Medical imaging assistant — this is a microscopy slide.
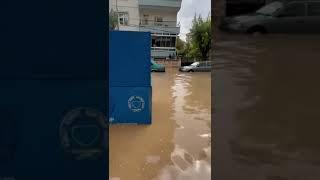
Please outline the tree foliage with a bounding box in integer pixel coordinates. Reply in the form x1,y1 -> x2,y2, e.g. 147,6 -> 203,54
189,14 -> 212,60
178,14 -> 212,61
176,37 -> 186,57
109,9 -> 118,30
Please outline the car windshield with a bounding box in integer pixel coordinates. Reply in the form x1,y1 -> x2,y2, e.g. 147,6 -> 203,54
190,62 -> 199,66
256,1 -> 283,16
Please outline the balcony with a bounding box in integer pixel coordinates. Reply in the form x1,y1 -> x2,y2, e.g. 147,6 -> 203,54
138,0 -> 182,10
139,20 -> 180,35
151,47 -> 176,58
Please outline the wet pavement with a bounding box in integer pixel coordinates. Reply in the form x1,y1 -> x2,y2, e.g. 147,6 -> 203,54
213,33 -> 320,180
109,67 -> 211,180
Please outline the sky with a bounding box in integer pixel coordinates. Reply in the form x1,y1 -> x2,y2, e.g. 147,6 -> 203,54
177,0 -> 211,41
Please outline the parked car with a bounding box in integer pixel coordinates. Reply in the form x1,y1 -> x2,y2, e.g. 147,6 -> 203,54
226,0 -> 266,17
220,1 -> 320,34
179,61 -> 212,72
151,59 -> 165,72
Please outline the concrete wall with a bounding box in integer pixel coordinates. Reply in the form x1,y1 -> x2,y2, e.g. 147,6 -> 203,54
138,0 -> 182,9
109,0 -> 140,31
151,49 -> 176,58
139,8 -> 178,27
139,26 -> 180,34
110,0 -> 181,59
109,0 -> 180,32
154,59 -> 181,67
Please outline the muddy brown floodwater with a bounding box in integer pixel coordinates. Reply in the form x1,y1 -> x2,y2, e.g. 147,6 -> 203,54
213,33 -> 320,180
109,67 -> 211,180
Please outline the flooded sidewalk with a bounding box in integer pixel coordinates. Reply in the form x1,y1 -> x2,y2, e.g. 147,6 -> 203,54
109,67 -> 211,180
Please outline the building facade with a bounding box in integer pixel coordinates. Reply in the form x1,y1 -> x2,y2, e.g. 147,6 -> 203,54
109,0 -> 182,59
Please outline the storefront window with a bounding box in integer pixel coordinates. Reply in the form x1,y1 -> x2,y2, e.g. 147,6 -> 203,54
151,36 -> 177,48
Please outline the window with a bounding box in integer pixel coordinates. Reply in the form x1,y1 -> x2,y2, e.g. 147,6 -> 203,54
155,16 -> 163,22
308,2 -> 320,16
152,36 -> 156,47
164,37 -> 173,47
118,12 -> 129,25
199,62 -> 207,67
152,36 -> 177,48
143,14 -> 149,25
256,1 -> 283,16
281,3 -> 306,17
155,16 -> 163,26
171,37 -> 176,47
155,37 -> 161,47
190,62 -> 199,67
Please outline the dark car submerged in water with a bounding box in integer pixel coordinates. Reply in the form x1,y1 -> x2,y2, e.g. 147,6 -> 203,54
220,1 -> 320,34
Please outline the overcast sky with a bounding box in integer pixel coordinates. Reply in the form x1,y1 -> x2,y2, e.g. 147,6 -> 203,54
177,0 -> 211,41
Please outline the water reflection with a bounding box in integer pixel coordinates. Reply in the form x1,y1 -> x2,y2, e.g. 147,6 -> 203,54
213,33 -> 320,179
110,67 -> 211,180
152,70 -> 211,180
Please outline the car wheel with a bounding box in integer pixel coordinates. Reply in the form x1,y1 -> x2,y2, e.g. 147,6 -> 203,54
247,26 -> 267,36
188,70 -> 194,72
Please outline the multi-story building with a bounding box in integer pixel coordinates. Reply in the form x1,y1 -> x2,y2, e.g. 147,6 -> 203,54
109,0 -> 182,59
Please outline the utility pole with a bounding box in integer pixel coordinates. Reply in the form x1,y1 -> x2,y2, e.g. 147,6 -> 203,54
115,0 -> 119,30
115,0 -> 118,12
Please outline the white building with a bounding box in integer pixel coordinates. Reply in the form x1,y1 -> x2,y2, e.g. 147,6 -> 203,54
109,0 -> 182,59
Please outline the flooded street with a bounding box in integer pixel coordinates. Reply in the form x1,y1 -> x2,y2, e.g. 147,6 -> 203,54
213,33 -> 320,180
109,67 -> 211,180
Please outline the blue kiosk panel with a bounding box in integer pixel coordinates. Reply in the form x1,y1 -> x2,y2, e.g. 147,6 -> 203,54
109,31 -> 151,87
109,31 -> 152,124
109,86 -> 152,124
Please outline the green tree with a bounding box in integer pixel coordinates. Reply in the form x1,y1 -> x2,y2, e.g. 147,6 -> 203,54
176,37 -> 186,57
186,40 -> 201,59
109,9 -> 118,30
188,14 -> 212,61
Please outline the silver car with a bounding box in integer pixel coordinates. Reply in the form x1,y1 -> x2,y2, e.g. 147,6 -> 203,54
179,61 -> 212,72
220,1 -> 320,34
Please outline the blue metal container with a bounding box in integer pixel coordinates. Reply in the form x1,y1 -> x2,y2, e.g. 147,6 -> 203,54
109,86 -> 152,124
109,31 -> 152,124
109,31 -> 151,87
